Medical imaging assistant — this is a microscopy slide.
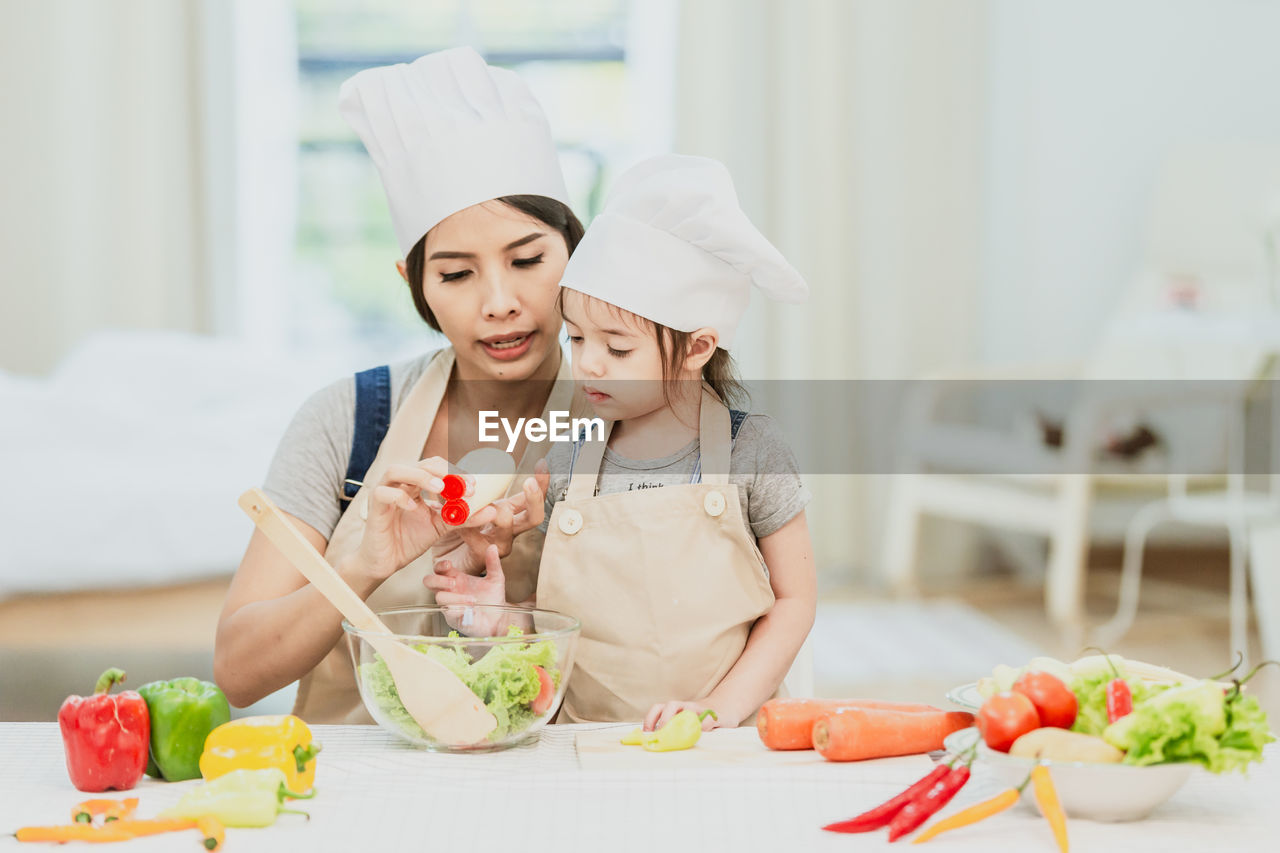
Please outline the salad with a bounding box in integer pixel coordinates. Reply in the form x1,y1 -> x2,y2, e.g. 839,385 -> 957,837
975,654 -> 1274,773
360,626 -> 560,743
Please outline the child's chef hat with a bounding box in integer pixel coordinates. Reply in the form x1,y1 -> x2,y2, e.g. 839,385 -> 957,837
560,154 -> 807,348
338,47 -> 572,256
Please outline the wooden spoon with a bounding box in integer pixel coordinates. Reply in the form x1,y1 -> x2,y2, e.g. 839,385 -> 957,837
237,488 -> 497,745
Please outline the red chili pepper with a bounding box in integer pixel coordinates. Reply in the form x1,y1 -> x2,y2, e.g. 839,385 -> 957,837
58,668 -> 150,792
823,763 -> 951,833
887,764 -> 971,842
1106,678 -> 1132,723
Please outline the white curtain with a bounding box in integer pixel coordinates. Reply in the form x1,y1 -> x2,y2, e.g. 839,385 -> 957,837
0,0 -> 210,374
674,0 -> 990,579
0,0 -> 296,375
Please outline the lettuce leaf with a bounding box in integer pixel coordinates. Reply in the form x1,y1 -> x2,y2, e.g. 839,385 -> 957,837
1215,692 -> 1276,774
1101,681 -> 1273,773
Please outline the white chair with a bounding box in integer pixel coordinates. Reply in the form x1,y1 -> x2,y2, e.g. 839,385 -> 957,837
1095,334 -> 1280,662
881,145 -> 1280,645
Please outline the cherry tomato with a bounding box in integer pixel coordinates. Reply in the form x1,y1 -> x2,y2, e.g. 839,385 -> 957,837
530,665 -> 555,715
977,691 -> 1039,752
1012,670 -> 1078,729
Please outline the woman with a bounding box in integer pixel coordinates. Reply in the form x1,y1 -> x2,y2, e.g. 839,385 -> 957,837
214,47 -> 588,723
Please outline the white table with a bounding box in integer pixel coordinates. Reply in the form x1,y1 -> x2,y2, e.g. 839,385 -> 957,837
1,724 -> 1276,852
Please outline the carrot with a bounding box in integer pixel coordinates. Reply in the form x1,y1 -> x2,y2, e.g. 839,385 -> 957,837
812,708 -> 975,762
14,824 -> 135,843
757,698 -> 942,751
13,818 -> 197,845
105,818 -> 197,839
196,815 -> 225,851
72,798 -> 139,824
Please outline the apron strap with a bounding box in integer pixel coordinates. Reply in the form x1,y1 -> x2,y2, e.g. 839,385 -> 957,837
695,384 -> 733,486
565,420 -> 613,501
692,406 -> 749,485
340,365 -> 392,512
514,358 -> 581,486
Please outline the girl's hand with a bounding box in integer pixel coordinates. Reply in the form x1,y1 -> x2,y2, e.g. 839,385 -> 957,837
452,460 -> 550,567
644,700 -> 731,732
425,544 -> 508,634
355,458 -> 457,582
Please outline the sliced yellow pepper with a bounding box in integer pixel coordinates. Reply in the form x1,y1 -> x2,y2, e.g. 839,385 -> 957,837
618,710 -> 718,751
198,715 -> 321,793
642,709 -> 716,752
619,727 -> 646,745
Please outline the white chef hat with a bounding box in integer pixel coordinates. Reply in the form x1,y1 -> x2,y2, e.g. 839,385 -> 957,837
338,47 -> 572,256
559,154 -> 807,348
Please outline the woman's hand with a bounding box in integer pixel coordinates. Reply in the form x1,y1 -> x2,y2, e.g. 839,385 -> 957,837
444,460 -> 551,573
644,700 -> 733,732
354,458 -> 458,582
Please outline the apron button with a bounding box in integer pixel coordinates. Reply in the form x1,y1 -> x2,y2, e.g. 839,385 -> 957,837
558,509 -> 584,535
704,491 -> 726,517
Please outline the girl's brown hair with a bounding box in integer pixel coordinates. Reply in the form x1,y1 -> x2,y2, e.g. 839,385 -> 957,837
403,195 -> 584,331
559,289 -> 748,410
657,330 -> 748,410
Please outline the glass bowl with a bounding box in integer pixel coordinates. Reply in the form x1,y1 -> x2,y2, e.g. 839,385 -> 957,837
944,728 -> 1196,822
344,605 -> 580,752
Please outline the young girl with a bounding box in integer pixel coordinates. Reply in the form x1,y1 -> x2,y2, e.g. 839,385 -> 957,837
428,154 -> 816,731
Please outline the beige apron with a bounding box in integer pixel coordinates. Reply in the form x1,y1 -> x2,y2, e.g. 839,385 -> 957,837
537,386 -> 776,723
292,347 -> 585,724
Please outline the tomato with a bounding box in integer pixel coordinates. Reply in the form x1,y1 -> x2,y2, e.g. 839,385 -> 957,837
1012,670 -> 1078,729
977,691 -> 1039,752
530,665 -> 555,715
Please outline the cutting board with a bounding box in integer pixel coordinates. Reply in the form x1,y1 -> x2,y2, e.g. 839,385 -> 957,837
575,725 -> 935,775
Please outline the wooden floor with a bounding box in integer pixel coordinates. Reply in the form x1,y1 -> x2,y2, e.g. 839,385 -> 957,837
2,549 -> 1276,721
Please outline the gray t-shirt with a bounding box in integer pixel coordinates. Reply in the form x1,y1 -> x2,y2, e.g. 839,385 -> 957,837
539,414 -> 811,541
262,352 -> 437,538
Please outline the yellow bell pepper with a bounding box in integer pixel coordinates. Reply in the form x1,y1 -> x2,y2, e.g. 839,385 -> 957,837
198,715 -> 321,793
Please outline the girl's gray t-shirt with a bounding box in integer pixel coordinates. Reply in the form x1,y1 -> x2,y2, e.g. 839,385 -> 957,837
538,414 -> 811,542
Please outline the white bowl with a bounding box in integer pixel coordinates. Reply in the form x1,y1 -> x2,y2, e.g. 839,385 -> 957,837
945,727 -> 1196,822
945,681 -> 983,711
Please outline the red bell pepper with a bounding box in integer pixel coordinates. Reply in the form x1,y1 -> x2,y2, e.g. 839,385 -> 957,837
58,668 -> 150,792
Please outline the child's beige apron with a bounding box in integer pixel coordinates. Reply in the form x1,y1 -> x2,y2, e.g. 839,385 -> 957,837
537,386 -> 776,723
292,347 -> 585,724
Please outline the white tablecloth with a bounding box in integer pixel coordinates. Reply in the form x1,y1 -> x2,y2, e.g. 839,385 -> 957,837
1,723 -> 1276,852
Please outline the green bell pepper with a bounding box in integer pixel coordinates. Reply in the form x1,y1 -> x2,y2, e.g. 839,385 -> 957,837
137,677 -> 231,781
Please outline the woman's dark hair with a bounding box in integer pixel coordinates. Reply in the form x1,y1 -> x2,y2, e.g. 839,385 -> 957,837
403,195 -> 584,331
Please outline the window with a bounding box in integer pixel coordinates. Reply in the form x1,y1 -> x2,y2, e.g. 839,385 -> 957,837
289,0 -> 673,362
